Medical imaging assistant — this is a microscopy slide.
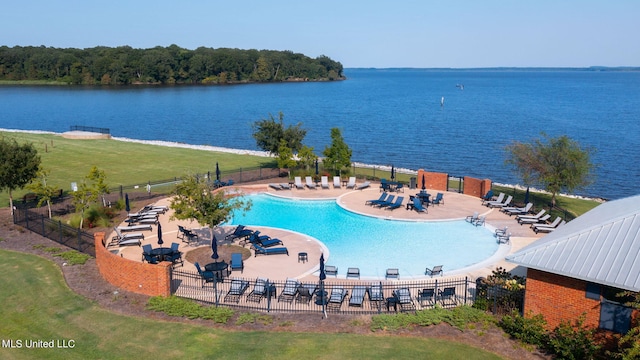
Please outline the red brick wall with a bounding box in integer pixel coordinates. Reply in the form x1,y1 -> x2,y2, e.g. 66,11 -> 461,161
524,268 -> 601,330
417,170 -> 448,192
463,177 -> 492,198
94,232 -> 171,297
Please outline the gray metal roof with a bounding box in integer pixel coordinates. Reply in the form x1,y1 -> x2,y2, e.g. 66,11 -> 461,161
506,194 -> 640,292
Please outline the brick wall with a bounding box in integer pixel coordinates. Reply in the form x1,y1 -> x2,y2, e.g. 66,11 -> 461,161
524,268 -> 601,330
94,232 -> 171,297
463,177 -> 492,198
417,170 -> 448,192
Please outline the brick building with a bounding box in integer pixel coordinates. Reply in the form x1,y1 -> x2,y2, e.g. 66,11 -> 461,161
506,194 -> 640,332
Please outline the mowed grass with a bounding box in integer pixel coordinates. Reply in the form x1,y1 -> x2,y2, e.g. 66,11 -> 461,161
0,131 -> 276,207
0,250 -> 502,360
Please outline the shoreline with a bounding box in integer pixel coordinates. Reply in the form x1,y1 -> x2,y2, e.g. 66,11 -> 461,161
0,128 -> 606,202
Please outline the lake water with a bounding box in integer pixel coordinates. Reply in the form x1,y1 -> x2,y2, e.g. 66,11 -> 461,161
1,69 -> 639,200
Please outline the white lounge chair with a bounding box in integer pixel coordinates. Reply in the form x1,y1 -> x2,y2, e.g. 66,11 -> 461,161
503,202 -> 533,216
484,193 -> 504,207
356,181 -> 371,190
111,227 -> 144,246
488,195 -> 513,208
345,176 -> 356,189
321,176 -> 330,189
294,176 -> 305,189
333,176 -> 341,189
519,213 -> 550,225
532,217 -> 563,233
534,220 -> 566,233
305,176 -> 317,189
117,224 -> 152,232
516,209 -> 546,223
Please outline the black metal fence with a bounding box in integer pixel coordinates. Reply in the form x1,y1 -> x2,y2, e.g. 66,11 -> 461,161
171,269 -> 476,314
12,207 -> 95,256
70,125 -> 110,134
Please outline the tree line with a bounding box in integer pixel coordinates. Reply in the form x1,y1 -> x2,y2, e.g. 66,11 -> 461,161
0,45 -> 344,85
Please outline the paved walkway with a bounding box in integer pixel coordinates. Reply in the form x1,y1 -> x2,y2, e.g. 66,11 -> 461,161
112,182 -> 542,282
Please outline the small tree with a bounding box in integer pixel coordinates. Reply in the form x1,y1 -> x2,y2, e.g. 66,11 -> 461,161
26,169 -> 57,219
0,137 -> 41,215
276,139 -> 296,178
323,128 -> 352,177
252,112 -> 307,155
87,165 -> 109,207
505,134 -> 595,207
297,145 -> 316,172
170,174 -> 251,235
72,180 -> 97,229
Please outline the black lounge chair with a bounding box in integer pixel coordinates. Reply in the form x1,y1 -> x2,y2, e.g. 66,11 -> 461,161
252,244 -> 289,256
327,286 -> 348,310
393,288 -> 416,312
194,262 -> 216,287
278,278 -> 299,303
385,268 -> 399,280
425,265 -> 443,277
411,197 -> 428,213
224,278 -> 249,303
418,288 -> 436,308
384,196 -> 404,210
346,267 -> 360,279
246,278 -> 269,303
244,231 -> 282,248
365,193 -> 388,206
438,287 -> 458,307
177,225 -> 199,244
480,189 -> 494,205
374,195 -> 395,208
225,225 -> 253,241
348,285 -> 367,307
230,253 -> 244,273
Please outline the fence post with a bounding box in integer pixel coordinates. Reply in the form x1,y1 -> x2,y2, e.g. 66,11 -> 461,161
266,279 -> 272,313
464,276 -> 469,305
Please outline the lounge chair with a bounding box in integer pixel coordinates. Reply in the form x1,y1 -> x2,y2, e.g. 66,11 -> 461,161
438,287 -> 458,307
246,278 -> 269,302
393,288 -> 416,312
346,267 -> 360,279
252,244 -> 289,256
268,183 -> 282,190
324,265 -> 338,277
327,286 -> 348,310
484,192 -> 504,207
111,227 -> 143,247
345,176 -> 356,189
246,231 -> 283,248
425,265 -> 443,277
481,189 -> 494,204
411,197 -> 428,213
356,181 -> 371,190
384,196 -> 404,210
535,220 -> 566,233
365,192 -> 388,206
373,194 -> 395,208
294,176 -> 305,189
516,209 -> 546,222
488,195 -> 512,208
278,278 -> 299,303
177,225 -> 199,244
224,224 -> 253,242
279,183 -> 291,190
224,278 -> 249,303
473,215 -> 486,227
321,176 -> 330,189
333,176 -> 341,189
368,283 -> 385,306
502,202 -> 533,216
532,217 -> 563,233
418,288 -> 436,308
305,176 -> 317,189
519,213 -> 550,225
394,183 -> 404,193
385,268 -> 399,280
194,262 -> 216,287
230,252 -> 244,273
296,283 -> 317,304
348,285 -> 367,307
465,212 -> 479,223
431,193 -> 444,205
117,224 -> 152,232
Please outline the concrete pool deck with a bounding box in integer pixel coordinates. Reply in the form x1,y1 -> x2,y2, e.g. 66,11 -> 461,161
113,182 -> 543,282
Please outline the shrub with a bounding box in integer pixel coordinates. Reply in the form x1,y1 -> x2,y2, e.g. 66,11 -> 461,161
54,250 -> 91,265
371,305 -> 494,332
547,315 -> 600,360
498,311 -> 548,347
146,296 -> 233,323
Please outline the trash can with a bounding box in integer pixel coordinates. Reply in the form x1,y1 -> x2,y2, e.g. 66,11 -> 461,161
410,177 -> 416,189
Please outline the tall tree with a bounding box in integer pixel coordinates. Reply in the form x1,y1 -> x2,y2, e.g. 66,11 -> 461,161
26,169 -> 57,219
251,112 -> 306,155
297,145 -> 317,172
505,134 -> 595,207
322,128 -> 352,177
0,137 -> 41,215
170,174 -> 250,235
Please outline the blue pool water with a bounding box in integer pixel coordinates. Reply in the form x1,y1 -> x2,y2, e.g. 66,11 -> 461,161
229,194 -> 499,278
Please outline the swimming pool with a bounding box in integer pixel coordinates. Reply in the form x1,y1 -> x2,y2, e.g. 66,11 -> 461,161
229,194 -> 499,278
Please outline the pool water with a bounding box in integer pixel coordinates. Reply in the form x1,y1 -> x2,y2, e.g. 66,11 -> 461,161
229,194 -> 499,278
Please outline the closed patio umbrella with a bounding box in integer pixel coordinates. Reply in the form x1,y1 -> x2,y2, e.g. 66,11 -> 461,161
211,235 -> 219,262
391,165 -> 395,180
524,186 -> 530,204
319,253 -> 327,318
215,162 -> 221,181
421,174 -> 426,190
315,158 -> 319,176
157,221 -> 163,249
125,193 -> 130,214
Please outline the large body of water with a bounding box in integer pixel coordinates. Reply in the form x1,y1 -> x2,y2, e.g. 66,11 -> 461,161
1,69 -> 639,200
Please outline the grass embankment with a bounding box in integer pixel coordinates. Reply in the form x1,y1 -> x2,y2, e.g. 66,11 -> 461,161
0,249 -> 502,360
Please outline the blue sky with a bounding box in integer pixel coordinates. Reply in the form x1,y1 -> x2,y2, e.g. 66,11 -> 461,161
2,0 -> 638,68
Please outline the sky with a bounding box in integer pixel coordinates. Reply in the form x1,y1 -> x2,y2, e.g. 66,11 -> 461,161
2,0 -> 639,68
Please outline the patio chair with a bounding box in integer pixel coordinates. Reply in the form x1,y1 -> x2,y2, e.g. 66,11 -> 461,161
168,242 -> 184,267
224,278 -> 250,303
327,286 -> 348,310
252,244 -> 289,256
465,212 -> 479,224
385,268 -> 399,280
321,176 -> 330,189
324,265 -> 338,276
393,288 -> 416,312
431,192 -> 444,206
294,176 -> 305,189
411,197 -> 428,213
177,225 -> 199,244
194,262 -> 216,287
425,265 -> 443,277
345,176 -> 356,189
296,283 -> 316,304
418,288 -> 436,308
346,267 -> 360,279
384,196 -> 405,210
497,232 -> 511,244
305,176 -> 317,189
473,215 -> 486,227
348,285 -> 368,307
484,192 -> 505,207
356,181 -> 371,190
230,252 -> 244,273
142,252 -> 158,264
495,226 -> 508,237
141,243 -> 153,256
480,189 -> 494,204
438,287 -> 458,307
368,283 -> 385,306
365,192 -> 388,206
278,278 -> 299,303
380,179 -> 390,192
246,278 -> 269,302
333,176 -> 341,189
394,183 -> 404,193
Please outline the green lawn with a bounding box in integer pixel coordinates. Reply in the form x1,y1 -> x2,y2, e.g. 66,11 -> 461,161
0,250 -> 503,360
